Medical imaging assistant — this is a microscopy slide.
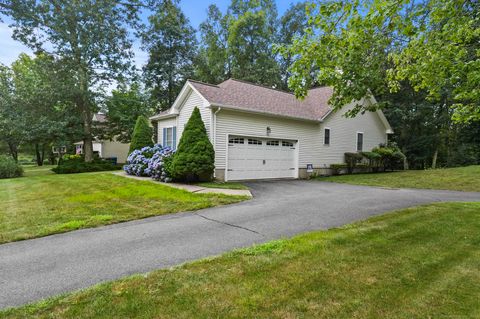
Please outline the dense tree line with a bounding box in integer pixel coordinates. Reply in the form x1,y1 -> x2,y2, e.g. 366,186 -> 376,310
0,0 -> 479,169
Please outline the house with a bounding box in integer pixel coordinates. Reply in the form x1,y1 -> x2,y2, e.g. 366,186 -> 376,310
74,113 -> 130,164
150,79 -> 393,181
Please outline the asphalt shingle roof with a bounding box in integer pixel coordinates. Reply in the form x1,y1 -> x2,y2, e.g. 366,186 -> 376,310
188,78 -> 333,121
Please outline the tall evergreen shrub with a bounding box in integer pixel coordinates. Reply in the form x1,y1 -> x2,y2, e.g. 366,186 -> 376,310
171,107 -> 214,182
129,115 -> 153,154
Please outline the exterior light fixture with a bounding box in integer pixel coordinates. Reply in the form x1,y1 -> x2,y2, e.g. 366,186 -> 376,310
266,126 -> 271,136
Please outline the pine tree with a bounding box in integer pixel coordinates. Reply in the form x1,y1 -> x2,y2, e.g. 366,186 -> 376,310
171,107 -> 214,182
129,116 -> 153,154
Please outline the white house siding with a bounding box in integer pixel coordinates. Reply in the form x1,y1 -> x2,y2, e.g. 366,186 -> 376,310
214,110 -> 321,170
177,89 -> 211,142
214,105 -> 387,179
318,103 -> 388,165
157,117 -> 177,147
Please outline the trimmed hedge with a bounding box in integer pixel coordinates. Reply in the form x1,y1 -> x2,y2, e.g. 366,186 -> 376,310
53,155 -> 121,174
332,145 -> 406,175
0,156 -> 23,179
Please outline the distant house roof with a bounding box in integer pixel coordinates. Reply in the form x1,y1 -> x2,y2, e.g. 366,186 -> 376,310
187,78 -> 333,121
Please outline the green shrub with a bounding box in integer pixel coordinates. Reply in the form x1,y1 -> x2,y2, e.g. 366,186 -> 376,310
129,115 -> 153,154
52,158 -> 121,174
171,107 -> 215,182
344,152 -> 363,174
330,163 -> 348,175
360,151 -> 382,172
372,145 -> 406,171
0,156 -> 24,179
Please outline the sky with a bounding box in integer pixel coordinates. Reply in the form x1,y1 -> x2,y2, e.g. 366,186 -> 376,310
0,0 -> 303,68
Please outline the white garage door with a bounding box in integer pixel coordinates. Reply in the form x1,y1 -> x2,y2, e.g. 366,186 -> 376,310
227,136 -> 297,181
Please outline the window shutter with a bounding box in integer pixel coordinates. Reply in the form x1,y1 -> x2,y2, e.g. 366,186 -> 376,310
162,128 -> 166,147
172,126 -> 177,150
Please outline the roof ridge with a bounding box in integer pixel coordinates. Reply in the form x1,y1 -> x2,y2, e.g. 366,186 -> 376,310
228,78 -> 295,95
187,79 -> 220,88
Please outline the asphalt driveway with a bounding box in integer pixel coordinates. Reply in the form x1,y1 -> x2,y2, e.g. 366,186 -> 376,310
1,181 -> 479,309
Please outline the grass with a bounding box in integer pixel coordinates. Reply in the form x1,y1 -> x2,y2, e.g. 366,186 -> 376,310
0,172 -> 246,244
2,202 -> 479,318
196,181 -> 248,190
317,165 -> 480,192
22,165 -> 56,177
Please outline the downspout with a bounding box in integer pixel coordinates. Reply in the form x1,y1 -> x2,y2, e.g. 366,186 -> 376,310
213,107 -> 222,178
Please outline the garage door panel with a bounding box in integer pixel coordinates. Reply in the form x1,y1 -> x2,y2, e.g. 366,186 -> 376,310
227,136 -> 297,181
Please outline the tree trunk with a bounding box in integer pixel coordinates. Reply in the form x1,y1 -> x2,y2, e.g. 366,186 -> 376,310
7,141 -> 18,162
83,121 -> 94,162
432,148 -> 438,169
77,68 -> 94,163
35,144 -> 43,166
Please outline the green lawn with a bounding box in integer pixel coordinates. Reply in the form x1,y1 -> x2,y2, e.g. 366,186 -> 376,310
0,172 -> 246,244
22,165 -> 56,177
317,165 -> 480,192
196,181 -> 248,190
2,202 -> 479,318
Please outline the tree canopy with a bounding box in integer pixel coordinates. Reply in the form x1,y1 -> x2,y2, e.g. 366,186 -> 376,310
283,0 -> 480,123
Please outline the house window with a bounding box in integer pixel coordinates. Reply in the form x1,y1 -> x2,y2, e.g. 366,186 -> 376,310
357,132 -> 364,151
282,141 -> 294,147
163,126 -> 177,149
324,128 -> 330,145
229,137 -> 244,144
248,138 -> 262,145
266,140 -> 279,146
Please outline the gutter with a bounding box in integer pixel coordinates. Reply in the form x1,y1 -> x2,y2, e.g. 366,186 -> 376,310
149,113 -> 178,121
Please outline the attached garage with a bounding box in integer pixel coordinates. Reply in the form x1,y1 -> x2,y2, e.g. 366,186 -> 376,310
226,135 -> 298,181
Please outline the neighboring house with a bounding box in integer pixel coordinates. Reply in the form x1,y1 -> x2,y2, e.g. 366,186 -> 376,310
74,113 -> 130,164
150,79 -> 393,181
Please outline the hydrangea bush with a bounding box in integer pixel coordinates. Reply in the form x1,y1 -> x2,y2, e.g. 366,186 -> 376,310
148,147 -> 174,182
123,144 -> 174,182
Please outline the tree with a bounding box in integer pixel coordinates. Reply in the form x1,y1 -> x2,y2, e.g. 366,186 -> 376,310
129,116 -> 153,154
283,0 -> 480,122
0,64 -> 26,161
276,2 -> 309,90
104,84 -> 153,143
195,4 -> 231,84
142,0 -> 197,110
1,0 -> 145,162
227,0 -> 281,86
11,53 -> 80,165
171,107 -> 214,182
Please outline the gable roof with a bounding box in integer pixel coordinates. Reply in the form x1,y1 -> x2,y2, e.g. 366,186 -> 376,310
187,78 -> 332,121
150,79 -> 393,133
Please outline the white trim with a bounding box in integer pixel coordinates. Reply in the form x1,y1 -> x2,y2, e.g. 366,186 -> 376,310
356,131 -> 364,152
149,113 -> 177,121
172,81 -> 209,113
164,126 -> 175,149
367,95 -> 394,134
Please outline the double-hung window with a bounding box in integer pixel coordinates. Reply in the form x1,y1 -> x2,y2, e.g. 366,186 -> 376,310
356,132 -> 364,152
163,127 -> 177,150
324,128 -> 330,145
